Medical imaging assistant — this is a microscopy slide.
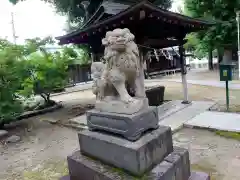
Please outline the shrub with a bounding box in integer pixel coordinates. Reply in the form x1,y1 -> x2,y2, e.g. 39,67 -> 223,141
21,50 -> 72,106
0,37 -> 73,125
0,46 -> 27,125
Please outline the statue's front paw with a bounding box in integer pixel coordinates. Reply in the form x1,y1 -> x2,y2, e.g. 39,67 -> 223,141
122,96 -> 134,104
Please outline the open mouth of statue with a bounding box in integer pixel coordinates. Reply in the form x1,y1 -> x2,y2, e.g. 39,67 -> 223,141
115,39 -> 126,45
111,42 -> 126,50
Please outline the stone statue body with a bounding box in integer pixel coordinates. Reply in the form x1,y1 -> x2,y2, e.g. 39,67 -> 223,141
91,28 -> 148,114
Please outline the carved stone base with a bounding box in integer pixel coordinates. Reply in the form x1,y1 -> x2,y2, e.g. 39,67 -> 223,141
61,172 -> 210,180
94,97 -> 149,115
61,147 -> 209,180
86,106 -> 159,141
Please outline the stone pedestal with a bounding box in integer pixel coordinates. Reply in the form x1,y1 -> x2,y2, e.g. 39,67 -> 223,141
61,147 -> 209,180
79,127 -> 173,176
61,172 -> 210,180
61,107 -> 210,180
86,106 -> 159,141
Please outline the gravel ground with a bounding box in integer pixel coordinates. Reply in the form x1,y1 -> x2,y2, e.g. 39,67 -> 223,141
173,128 -> 240,180
0,119 -> 239,180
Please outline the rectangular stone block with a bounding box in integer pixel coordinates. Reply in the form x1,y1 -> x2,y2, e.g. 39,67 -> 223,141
59,176 -> 70,180
148,160 -> 175,180
189,172 -> 210,180
86,106 -> 159,141
173,146 -> 191,179
163,147 -> 191,180
65,150 -> 209,180
164,153 -> 184,179
67,150 -> 134,180
79,126 -> 173,176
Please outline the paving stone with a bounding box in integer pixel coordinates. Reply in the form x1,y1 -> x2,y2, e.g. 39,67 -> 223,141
42,118 -> 59,124
70,115 -> 87,126
6,135 -> 21,143
159,101 -> 215,132
185,111 -> 240,133
0,130 -> 8,138
189,172 -> 210,180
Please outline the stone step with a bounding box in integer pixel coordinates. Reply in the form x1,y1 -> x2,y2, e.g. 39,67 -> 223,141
63,147 -> 209,180
78,126 -> 173,176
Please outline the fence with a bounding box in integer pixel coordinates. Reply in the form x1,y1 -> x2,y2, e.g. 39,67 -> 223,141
67,64 -> 92,86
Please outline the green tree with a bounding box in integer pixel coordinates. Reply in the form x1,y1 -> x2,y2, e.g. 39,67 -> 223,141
21,50 -> 72,106
184,0 -> 239,66
0,39 -> 28,125
0,37 -> 73,125
0,58 -> 24,126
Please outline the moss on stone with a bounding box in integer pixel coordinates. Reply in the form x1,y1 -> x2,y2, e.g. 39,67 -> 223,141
215,130 -> 240,141
105,166 -> 145,179
23,160 -> 68,180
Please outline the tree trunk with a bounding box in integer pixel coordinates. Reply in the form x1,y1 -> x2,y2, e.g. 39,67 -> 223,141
0,121 -> 4,129
208,48 -> 213,70
217,48 -> 223,65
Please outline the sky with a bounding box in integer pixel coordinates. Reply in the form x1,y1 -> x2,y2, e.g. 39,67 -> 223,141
0,0 -> 183,44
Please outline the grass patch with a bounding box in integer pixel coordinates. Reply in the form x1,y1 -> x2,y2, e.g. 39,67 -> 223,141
23,160 -> 68,180
215,130 -> 240,141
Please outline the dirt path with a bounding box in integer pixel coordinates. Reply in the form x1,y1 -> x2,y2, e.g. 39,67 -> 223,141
0,118 -> 239,180
0,119 -> 78,180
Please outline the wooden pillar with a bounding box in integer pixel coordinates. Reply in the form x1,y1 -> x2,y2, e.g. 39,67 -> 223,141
179,41 -> 191,104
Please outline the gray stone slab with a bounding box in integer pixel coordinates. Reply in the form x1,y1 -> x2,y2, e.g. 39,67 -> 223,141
159,101 -> 215,132
189,172 -> 210,180
158,100 -> 191,121
185,111 -> 240,132
171,146 -> 191,180
166,79 -> 240,90
86,106 -> 159,141
79,126 -> 173,176
164,153 -> 184,180
6,135 -> 21,143
0,130 -> 8,138
59,176 -> 70,180
65,147 -> 197,180
70,115 -> 87,125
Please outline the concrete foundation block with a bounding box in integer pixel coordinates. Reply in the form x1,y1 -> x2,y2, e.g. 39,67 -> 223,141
64,149 -> 209,180
59,176 -> 70,180
61,172 -> 210,180
86,106 -> 159,141
79,126 -> 173,176
173,146 -> 191,179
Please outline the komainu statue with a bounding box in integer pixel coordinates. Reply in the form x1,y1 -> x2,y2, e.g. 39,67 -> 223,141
91,28 -> 148,114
